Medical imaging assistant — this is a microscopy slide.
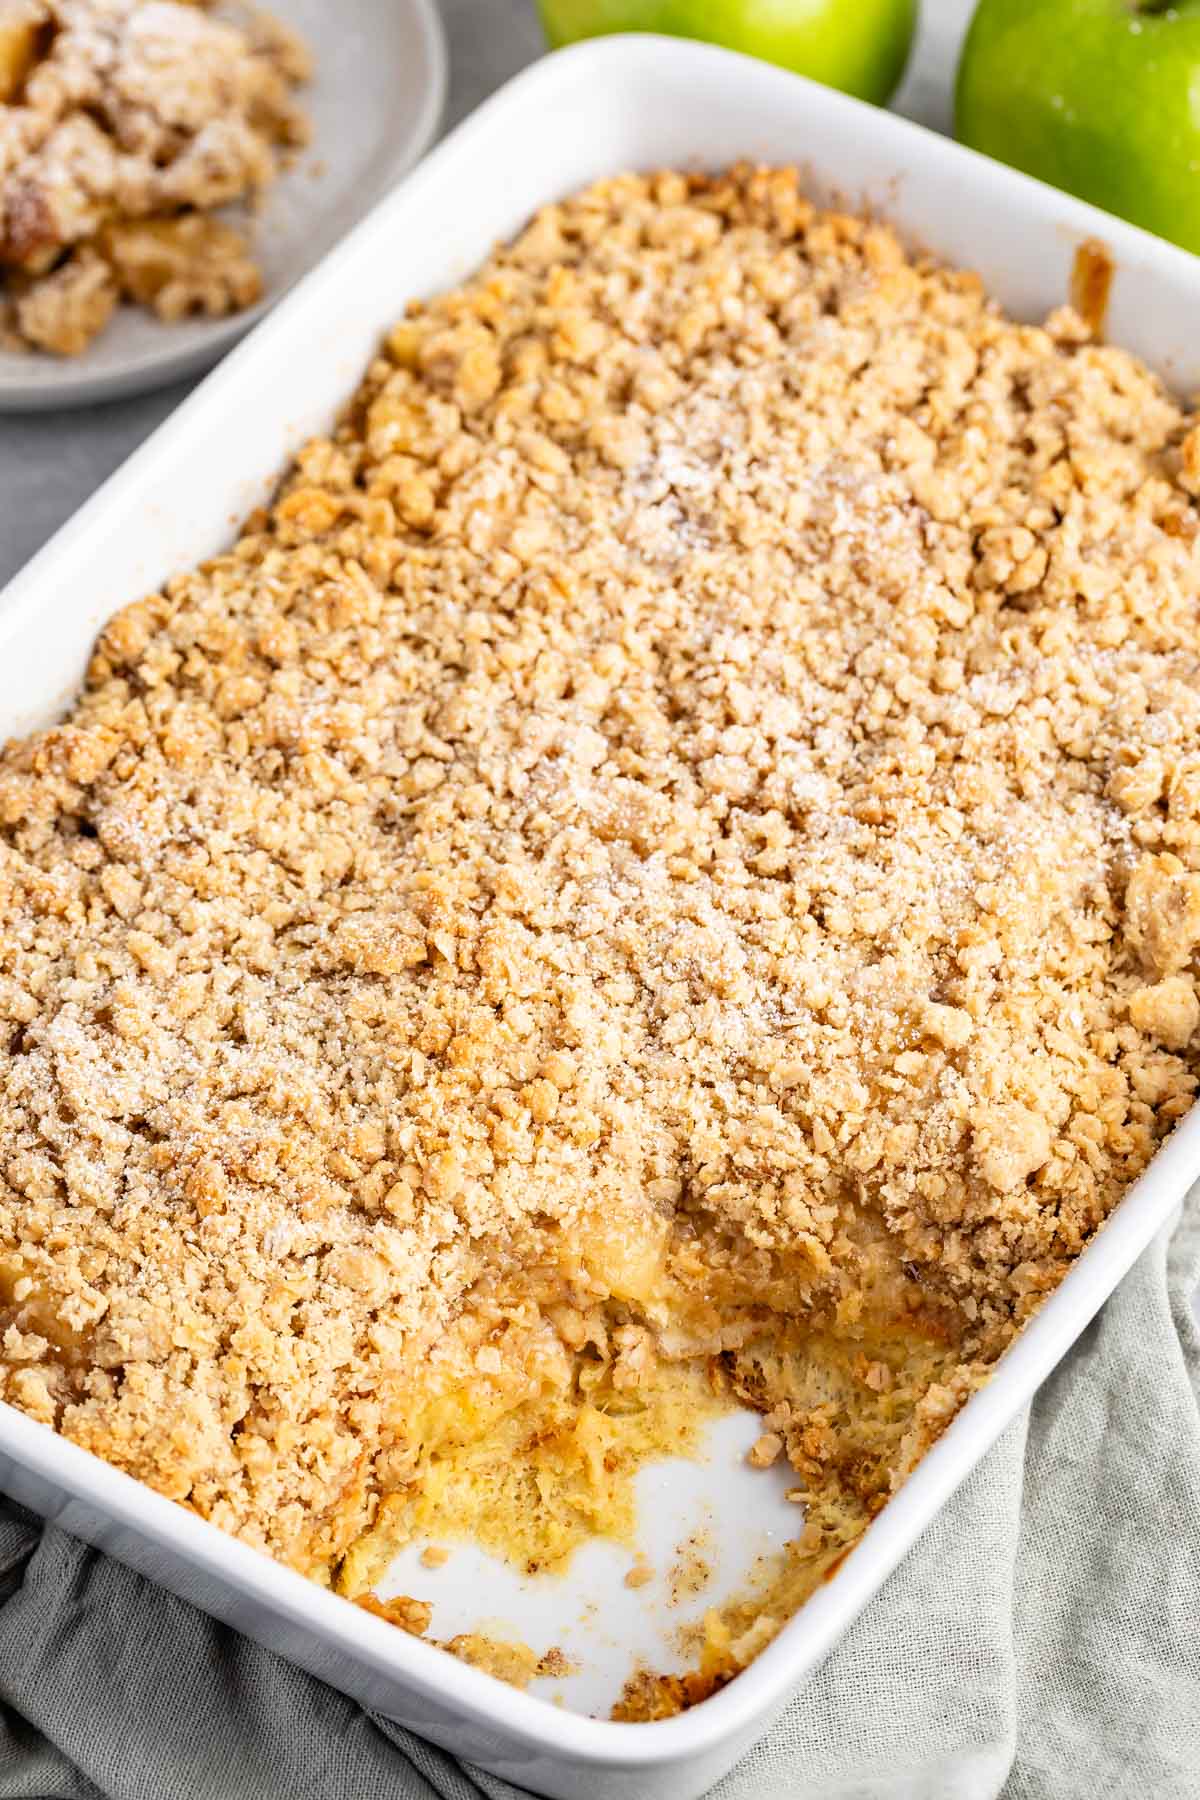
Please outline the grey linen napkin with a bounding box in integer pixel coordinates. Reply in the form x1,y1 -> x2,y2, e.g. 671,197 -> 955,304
0,1195 -> 1196,1800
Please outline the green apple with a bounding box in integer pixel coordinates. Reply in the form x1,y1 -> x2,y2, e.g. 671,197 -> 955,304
956,0 -> 1200,256
536,0 -> 918,107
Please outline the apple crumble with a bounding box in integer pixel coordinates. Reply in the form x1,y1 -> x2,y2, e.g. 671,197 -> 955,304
2,165 -> 1200,1711
0,0 -> 310,354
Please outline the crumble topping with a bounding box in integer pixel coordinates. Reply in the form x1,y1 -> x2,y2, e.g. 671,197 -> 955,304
0,0 -> 308,353
1,167 -> 1199,1692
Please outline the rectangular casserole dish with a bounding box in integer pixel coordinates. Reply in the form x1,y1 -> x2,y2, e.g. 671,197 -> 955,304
1,34 -> 1199,1800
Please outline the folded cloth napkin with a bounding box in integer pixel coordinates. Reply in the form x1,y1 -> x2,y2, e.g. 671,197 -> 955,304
1,1195 -> 1197,1800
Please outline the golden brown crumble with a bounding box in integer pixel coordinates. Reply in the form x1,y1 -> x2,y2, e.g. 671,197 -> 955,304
354,1594 -> 574,1692
2,165 -> 1200,1709
440,1634 -> 573,1692
0,0 -> 308,354
747,1430 -> 783,1469
614,1656 -> 734,1723
355,1591 -> 432,1639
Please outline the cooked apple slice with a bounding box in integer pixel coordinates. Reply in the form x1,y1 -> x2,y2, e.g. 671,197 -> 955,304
0,15 -> 38,104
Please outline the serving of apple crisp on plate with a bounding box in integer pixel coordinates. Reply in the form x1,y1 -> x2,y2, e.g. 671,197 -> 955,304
1,163 -> 1198,1715
0,0 -> 445,405
0,0 -> 312,355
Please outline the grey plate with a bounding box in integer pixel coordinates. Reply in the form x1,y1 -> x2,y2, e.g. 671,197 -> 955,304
0,0 -> 447,411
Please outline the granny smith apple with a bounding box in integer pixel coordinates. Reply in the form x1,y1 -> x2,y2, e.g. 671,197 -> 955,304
537,0 -> 918,107
957,0 -> 1200,256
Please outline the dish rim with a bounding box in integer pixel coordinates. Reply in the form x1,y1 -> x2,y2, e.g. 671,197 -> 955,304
1,28 -> 1198,1774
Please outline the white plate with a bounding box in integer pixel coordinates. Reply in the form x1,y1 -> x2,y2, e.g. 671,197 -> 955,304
3,35 -> 1200,1800
0,0 -> 447,410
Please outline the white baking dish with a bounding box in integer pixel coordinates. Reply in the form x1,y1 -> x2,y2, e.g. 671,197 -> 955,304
2,34 -> 1199,1800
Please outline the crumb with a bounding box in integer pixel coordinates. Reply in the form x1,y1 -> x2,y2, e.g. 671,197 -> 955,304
537,1645 -> 573,1679
441,1634 -> 539,1690
613,1661 -> 732,1723
355,1593 -> 433,1638
358,1603 -> 574,1687
1128,975 -> 1200,1051
99,214 -> 262,322
12,244 -> 116,353
419,1544 -> 451,1570
747,1432 -> 783,1470
669,1533 -> 712,1603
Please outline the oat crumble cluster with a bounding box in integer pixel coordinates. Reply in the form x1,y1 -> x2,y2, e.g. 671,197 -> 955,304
0,0 -> 309,354
2,166 -> 1200,1702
